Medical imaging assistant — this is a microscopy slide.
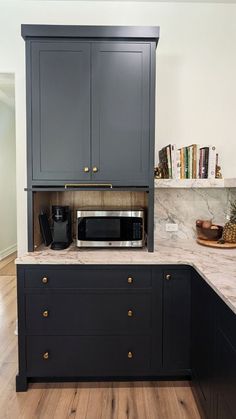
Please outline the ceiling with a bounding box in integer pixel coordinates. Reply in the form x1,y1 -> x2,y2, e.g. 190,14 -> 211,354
0,74 -> 15,109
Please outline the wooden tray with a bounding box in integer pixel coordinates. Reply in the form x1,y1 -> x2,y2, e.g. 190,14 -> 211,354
197,238 -> 236,249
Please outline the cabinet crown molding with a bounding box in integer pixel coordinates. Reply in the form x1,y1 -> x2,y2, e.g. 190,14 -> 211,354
21,24 -> 160,45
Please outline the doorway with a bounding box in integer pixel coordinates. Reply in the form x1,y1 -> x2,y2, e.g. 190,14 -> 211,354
0,73 -> 17,263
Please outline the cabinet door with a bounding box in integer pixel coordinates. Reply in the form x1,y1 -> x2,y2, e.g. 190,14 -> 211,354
91,42 -> 150,185
216,299 -> 236,419
163,269 -> 191,372
31,41 -> 91,183
191,271 -> 216,419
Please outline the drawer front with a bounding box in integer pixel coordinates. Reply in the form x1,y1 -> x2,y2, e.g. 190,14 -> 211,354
24,267 -> 152,289
25,292 -> 151,333
26,335 -> 151,377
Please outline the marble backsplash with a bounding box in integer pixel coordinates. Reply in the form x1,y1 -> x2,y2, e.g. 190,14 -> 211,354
154,188 -> 236,240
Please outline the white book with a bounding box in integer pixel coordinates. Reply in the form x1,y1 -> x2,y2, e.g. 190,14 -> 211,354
176,149 -> 181,179
208,145 -> 217,178
170,144 -> 177,179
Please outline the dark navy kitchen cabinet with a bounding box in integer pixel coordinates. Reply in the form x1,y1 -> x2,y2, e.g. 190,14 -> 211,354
191,270 -> 236,419
22,26 -> 159,187
163,269 -> 191,373
215,296 -> 236,419
191,271 -> 216,419
91,42 -> 151,185
30,41 -> 91,182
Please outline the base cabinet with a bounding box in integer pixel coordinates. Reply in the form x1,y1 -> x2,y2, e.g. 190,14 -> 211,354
16,261 -> 236,419
163,269 -> 191,373
16,264 -> 190,391
215,298 -> 236,419
191,271 -> 236,419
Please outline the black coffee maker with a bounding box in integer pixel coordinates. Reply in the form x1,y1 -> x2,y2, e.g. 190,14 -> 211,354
51,205 -> 72,250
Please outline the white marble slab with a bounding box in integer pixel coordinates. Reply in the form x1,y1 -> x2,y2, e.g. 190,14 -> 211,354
155,178 -> 236,189
16,240 -> 236,315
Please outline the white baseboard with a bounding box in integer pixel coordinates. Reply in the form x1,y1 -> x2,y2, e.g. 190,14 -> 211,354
0,244 -> 17,261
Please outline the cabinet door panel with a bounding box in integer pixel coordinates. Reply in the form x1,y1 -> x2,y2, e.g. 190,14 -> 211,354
91,42 -> 150,185
191,272 -> 216,419
31,41 -> 91,182
163,269 -> 191,371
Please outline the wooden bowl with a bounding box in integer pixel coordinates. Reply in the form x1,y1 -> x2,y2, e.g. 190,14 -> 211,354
196,225 -> 223,241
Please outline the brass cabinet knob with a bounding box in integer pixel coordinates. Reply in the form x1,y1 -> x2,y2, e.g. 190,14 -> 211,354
165,274 -> 171,280
43,352 -> 49,360
92,166 -> 98,173
127,310 -> 133,317
128,351 -> 133,359
127,277 -> 133,284
42,310 -> 49,318
84,167 -> 90,173
42,277 -> 48,284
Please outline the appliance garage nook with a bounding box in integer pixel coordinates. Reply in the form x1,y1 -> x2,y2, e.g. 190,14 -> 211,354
16,24 -> 236,419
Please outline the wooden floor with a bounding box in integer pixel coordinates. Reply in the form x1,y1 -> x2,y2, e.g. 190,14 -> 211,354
0,255 -> 201,419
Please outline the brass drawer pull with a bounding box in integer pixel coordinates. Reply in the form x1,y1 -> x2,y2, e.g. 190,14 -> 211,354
65,183 -> 112,189
43,352 -> 49,360
127,277 -> 133,284
128,351 -> 133,359
127,310 -> 133,317
165,274 -> 171,280
42,310 -> 49,318
92,166 -> 98,173
42,276 -> 48,284
84,167 -> 90,173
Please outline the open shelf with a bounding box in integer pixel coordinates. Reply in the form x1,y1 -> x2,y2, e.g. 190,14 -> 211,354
154,178 -> 236,189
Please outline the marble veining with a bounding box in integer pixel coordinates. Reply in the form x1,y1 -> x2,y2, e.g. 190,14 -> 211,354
154,188 -> 236,240
16,239 -> 236,315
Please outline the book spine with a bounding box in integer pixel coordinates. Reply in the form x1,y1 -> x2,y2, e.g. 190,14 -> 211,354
180,148 -> 185,179
176,149 -> 181,179
171,144 -> 177,179
184,147 -> 189,179
188,146 -> 193,178
166,145 -> 172,178
199,148 -> 204,178
192,145 -> 197,178
200,147 -> 209,178
208,145 -> 216,178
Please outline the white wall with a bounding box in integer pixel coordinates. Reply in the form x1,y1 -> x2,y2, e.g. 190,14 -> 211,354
0,95 -> 17,259
0,0 -> 235,255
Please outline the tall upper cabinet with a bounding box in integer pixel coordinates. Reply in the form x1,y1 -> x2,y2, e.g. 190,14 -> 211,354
22,25 -> 160,188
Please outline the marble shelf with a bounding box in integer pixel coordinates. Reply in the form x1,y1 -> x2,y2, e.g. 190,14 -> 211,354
155,178 -> 236,189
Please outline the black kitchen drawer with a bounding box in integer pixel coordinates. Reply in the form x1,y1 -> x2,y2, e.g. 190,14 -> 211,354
24,266 -> 152,289
26,335 -> 151,377
25,292 -> 152,333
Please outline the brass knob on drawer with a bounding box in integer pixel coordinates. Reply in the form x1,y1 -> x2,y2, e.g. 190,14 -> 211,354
127,310 -> 133,317
42,310 -> 49,318
43,352 -> 49,360
92,166 -> 98,173
127,277 -> 133,284
128,351 -> 133,359
165,274 -> 171,280
84,167 -> 90,173
42,277 -> 48,284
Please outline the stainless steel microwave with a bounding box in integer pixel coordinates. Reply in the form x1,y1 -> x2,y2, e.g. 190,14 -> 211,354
76,209 -> 145,248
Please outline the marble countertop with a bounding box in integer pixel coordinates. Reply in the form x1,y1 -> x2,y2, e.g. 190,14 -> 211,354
16,240 -> 236,314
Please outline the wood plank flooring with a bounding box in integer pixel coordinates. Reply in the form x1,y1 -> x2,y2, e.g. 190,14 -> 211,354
0,257 -> 201,419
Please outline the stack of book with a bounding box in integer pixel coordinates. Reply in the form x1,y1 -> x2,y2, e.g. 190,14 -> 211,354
158,144 -> 219,179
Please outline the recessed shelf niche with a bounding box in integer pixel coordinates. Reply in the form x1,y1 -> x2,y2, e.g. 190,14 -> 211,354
32,190 -> 148,250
